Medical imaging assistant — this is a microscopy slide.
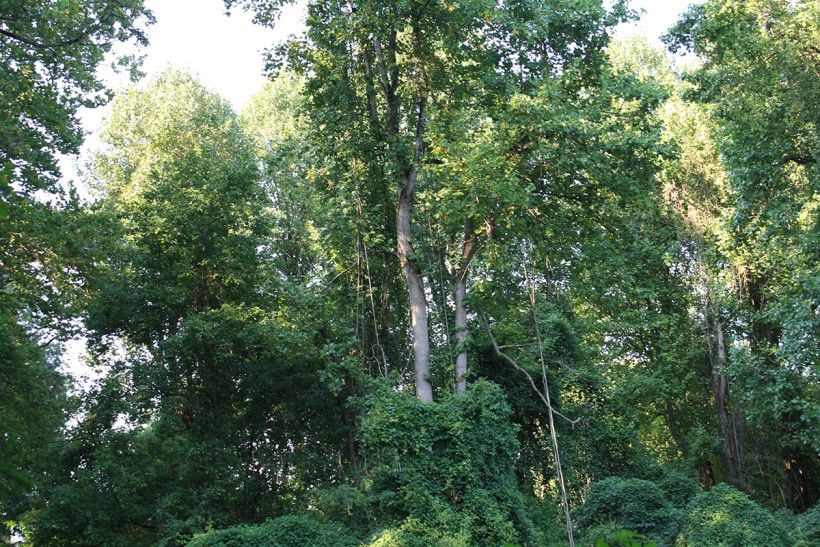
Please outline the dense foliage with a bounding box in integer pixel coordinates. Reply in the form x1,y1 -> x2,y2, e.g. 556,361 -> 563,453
575,477 -> 680,544
0,0 -> 153,539
1,0 -> 817,545
678,484 -> 789,546
187,515 -> 360,547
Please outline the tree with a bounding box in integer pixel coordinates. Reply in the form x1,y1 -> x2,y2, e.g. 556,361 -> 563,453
30,71 -> 348,545
0,1 -> 152,536
228,0 -> 634,403
666,0 -> 819,510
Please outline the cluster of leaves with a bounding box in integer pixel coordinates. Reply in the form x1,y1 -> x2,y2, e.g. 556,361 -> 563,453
664,0 -> 819,509
187,515 -> 359,547
678,484 -> 790,546
22,72 -> 350,547
576,477 -> 682,545
358,380 -> 547,546
577,478 -> 804,547
0,0 -> 153,201
0,0 -> 152,537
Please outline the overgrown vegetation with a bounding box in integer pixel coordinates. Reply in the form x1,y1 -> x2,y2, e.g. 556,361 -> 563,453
1,0 -> 817,545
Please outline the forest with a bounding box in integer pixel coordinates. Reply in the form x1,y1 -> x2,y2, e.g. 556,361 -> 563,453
1,0 -> 818,545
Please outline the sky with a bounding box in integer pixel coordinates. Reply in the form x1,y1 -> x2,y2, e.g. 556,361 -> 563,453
61,0 -> 700,383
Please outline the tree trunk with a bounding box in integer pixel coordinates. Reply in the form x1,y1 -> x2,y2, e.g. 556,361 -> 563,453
453,221 -> 476,395
397,99 -> 433,402
453,278 -> 467,394
711,317 -> 740,484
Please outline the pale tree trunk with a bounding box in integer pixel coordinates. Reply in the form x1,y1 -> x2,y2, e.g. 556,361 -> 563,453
453,221 -> 476,394
701,259 -> 743,486
397,99 -> 433,402
371,28 -> 433,402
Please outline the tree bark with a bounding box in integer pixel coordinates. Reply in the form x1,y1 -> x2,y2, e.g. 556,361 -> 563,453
711,317 -> 740,484
453,221 -> 476,394
397,99 -> 433,402
371,26 -> 433,402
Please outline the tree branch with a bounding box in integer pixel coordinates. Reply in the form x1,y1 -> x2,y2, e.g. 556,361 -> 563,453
477,307 -> 579,425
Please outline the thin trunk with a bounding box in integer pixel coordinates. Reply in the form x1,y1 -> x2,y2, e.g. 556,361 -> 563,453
453,221 -> 476,394
478,305 -> 579,547
711,317 -> 740,484
702,261 -> 743,486
397,98 -> 432,402
524,260 -> 574,547
374,24 -> 433,402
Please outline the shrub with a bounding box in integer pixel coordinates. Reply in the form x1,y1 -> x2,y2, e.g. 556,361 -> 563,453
367,518 -> 470,547
777,503 -> 820,547
186,514 -> 359,547
654,470 -> 699,508
309,485 -> 372,537
576,477 -> 680,545
578,524 -> 658,547
359,380 -> 539,546
677,483 -> 788,546
795,503 -> 820,546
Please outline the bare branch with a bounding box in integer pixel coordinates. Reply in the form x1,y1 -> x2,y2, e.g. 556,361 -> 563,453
477,307 -> 579,426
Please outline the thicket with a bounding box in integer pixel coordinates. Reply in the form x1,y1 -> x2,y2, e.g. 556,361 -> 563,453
187,515 -> 359,547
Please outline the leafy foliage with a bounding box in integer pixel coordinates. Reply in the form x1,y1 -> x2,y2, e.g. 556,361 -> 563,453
187,515 -> 359,547
677,483 -> 789,546
0,0 -> 152,199
576,477 -> 681,545
0,0 -> 152,539
665,0 -> 819,510
2,1 -> 818,544
360,380 -> 543,546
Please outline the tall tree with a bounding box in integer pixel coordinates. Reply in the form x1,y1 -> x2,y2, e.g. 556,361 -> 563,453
0,1 -> 151,536
228,0 -> 632,402
666,0 -> 819,510
30,71 -> 347,545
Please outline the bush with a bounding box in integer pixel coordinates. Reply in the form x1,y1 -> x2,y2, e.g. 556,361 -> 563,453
795,503 -> 820,546
186,514 -> 359,547
677,483 -> 788,546
578,524 -> 658,547
576,477 -> 680,545
309,485 -> 372,537
654,470 -> 699,508
359,380 -> 539,546
367,518 -> 470,547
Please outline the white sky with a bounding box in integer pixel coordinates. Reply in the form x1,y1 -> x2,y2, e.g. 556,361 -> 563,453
616,0 -> 696,44
61,0 -> 699,383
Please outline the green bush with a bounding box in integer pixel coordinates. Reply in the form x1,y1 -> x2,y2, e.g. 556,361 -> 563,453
309,485 -> 373,537
677,483 -> 788,546
795,503 -> 820,546
578,524 -> 658,547
576,477 -> 680,545
367,518 -> 470,547
186,514 -> 359,547
359,380 -> 540,546
654,470 -> 699,508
